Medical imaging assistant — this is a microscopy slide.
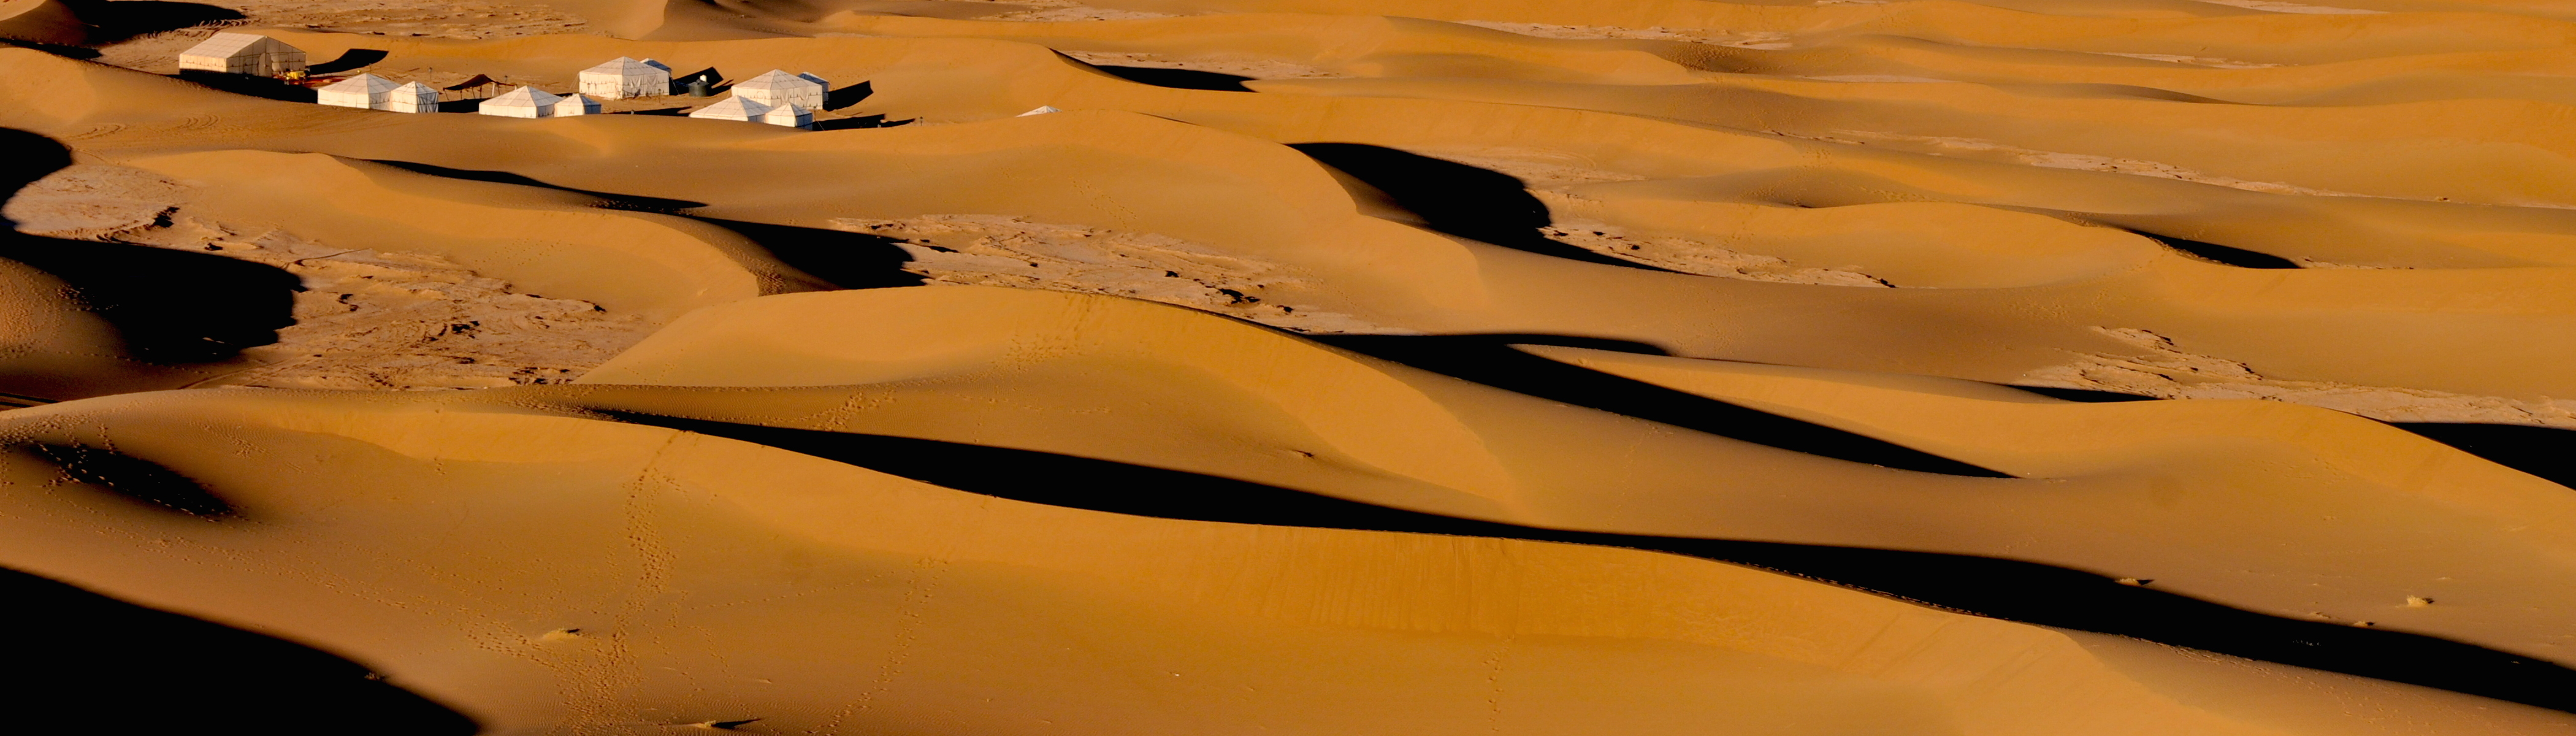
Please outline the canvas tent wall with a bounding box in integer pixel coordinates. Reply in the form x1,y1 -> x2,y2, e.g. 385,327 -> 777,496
732,69 -> 825,110
316,73 -> 400,110
552,94 -> 601,117
387,82 -> 438,113
479,86 -> 561,118
177,33 -> 307,77
578,56 -> 672,99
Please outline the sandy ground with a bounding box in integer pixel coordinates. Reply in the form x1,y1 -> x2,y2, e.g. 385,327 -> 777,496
6,0 -> 2576,733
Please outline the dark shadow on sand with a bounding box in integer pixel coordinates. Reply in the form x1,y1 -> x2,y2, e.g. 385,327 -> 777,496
594,411 -> 2576,715
2394,423 -> 2576,491
305,48 -> 389,75
364,159 -> 709,213
1095,65 -> 1254,92
687,218 -> 923,289
1290,142 -> 1671,270
172,69 -> 314,102
61,0 -> 243,44
1,129 -> 297,365
0,565 -> 479,735
2135,231 -> 2300,269
29,442 -> 235,518
1312,333 -> 2012,477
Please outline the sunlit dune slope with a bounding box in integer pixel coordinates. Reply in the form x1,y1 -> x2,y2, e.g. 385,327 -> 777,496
12,42 -> 2576,425
545,286 -> 2576,666
0,387 -> 2567,735
117,150 -> 818,321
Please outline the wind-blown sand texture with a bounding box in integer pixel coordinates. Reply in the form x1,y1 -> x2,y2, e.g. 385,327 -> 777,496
3,0 -> 2576,733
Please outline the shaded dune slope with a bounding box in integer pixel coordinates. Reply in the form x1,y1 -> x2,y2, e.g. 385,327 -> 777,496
0,388 -> 2568,734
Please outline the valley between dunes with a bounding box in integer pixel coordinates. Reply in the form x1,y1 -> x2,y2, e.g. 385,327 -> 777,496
6,0 -> 2576,733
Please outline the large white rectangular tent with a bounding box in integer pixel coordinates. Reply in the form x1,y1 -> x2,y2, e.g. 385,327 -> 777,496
578,56 -> 673,99
177,33 -> 307,77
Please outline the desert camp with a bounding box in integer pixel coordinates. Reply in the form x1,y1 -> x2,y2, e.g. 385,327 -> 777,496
3,1 -> 2576,734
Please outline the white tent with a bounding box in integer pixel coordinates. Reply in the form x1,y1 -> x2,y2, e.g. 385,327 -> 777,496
552,93 -> 602,117
1017,105 -> 1062,117
578,56 -> 673,99
177,33 -> 307,77
687,94 -> 769,123
760,102 -> 812,129
732,69 -> 826,110
386,82 -> 439,113
315,73 -> 401,110
689,95 -> 808,129
479,86 -> 562,118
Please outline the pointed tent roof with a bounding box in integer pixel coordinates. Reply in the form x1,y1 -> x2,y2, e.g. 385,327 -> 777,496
640,58 -> 672,72
486,86 -> 562,107
735,69 -> 821,93
689,94 -> 773,121
391,81 -> 436,95
181,32 -> 291,58
1018,105 -> 1062,117
582,56 -> 663,76
319,73 -> 400,94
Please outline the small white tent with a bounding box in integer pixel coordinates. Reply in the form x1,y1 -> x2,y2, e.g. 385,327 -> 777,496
578,56 -> 673,99
760,102 -> 812,129
316,73 -> 401,110
689,95 -> 807,129
1018,105 -> 1062,117
552,93 -> 602,117
479,86 -> 562,118
386,82 -> 439,113
732,69 -> 826,110
688,94 -> 770,123
177,33 -> 307,77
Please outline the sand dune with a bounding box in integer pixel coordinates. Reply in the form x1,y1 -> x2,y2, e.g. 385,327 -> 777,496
0,388 -> 2567,734
2,0 -> 2575,729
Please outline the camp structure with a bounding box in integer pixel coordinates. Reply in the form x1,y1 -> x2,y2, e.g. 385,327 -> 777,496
315,73 -> 401,110
578,56 -> 672,99
551,93 -> 602,117
177,33 -> 307,77
761,102 -> 812,129
478,86 -> 562,118
386,82 -> 439,113
1019,105 -> 1063,117
688,94 -> 811,129
731,69 -> 826,110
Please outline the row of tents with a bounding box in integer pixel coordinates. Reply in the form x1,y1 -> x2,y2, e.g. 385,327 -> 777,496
179,33 -> 831,128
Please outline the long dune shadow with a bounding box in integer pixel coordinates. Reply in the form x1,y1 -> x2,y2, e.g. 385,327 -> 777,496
1312,333 -> 2012,477
1094,65 -> 1254,92
2006,385 -> 2161,402
2135,231 -> 2299,269
2,129 -> 297,366
687,218 -> 923,289
592,411 -> 2576,713
354,161 -> 922,288
1288,142 -> 1674,270
59,0 -> 243,44
364,159 -> 709,213
172,69 -> 314,102
305,48 -> 390,75
0,565 -> 479,735
2393,423 -> 2576,491
31,443 -> 236,518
